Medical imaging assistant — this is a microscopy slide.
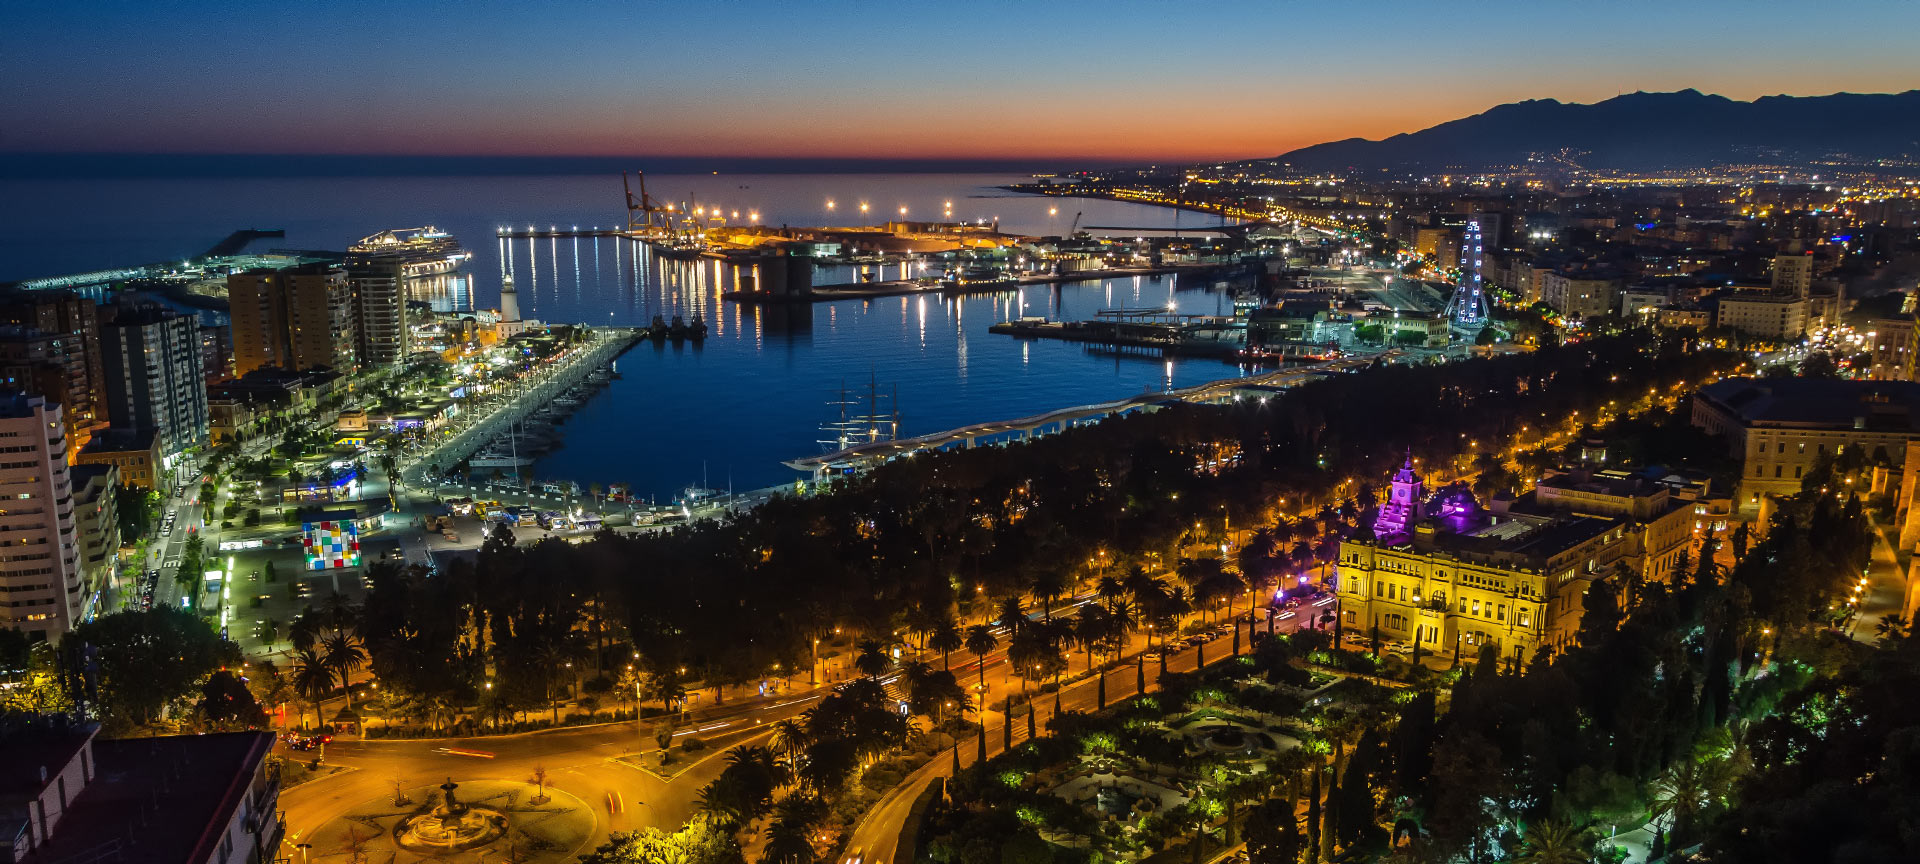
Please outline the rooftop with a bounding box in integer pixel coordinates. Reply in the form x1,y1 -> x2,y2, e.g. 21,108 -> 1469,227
1698,377 -> 1920,431
21,732 -> 273,864
82,428 -> 157,454
0,392 -> 49,420
0,716 -> 94,799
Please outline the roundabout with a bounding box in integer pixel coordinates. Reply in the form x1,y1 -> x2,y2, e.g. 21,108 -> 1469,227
302,778 -> 595,862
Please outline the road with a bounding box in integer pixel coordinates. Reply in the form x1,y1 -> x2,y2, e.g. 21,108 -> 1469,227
1848,520 -> 1914,642
277,598 -> 1321,861
846,610 -> 1313,864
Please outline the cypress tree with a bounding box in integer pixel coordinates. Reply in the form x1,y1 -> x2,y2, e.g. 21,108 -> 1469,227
1306,767 -> 1322,864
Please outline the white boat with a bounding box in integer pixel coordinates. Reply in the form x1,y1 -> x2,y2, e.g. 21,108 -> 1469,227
470,450 -> 533,468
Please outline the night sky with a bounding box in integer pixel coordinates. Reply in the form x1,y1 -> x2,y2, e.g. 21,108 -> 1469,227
4,0 -> 1916,163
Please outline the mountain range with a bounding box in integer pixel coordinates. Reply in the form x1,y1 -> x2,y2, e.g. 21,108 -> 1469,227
1267,89 -> 1920,173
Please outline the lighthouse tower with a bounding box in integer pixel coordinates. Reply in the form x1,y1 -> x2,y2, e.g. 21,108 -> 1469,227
499,273 -> 521,324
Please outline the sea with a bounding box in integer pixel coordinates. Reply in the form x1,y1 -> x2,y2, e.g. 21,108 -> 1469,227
0,173 -> 1249,501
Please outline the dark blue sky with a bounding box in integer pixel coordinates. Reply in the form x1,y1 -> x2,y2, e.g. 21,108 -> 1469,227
4,0 -> 1915,162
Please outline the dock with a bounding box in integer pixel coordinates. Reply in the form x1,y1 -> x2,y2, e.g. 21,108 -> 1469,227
988,310 -> 1245,359
724,263 -> 1238,304
784,351 -> 1397,482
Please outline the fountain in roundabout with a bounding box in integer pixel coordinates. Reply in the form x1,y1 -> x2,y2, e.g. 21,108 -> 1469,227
394,778 -> 509,853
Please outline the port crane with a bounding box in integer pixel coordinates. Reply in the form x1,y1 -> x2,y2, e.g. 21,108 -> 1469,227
623,171 -> 673,238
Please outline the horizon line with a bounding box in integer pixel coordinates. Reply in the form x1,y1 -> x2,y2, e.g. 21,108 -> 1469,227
0,152 -> 1180,179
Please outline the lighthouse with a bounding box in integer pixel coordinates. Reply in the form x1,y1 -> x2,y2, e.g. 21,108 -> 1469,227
499,273 -> 521,324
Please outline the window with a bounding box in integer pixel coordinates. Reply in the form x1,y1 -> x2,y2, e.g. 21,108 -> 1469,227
1375,581 -> 1384,597
1473,600 -> 1482,615
1794,466 -> 1802,478
1497,605 -> 1507,623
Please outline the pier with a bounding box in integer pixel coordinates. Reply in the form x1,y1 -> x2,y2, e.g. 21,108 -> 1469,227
495,227 -> 628,240
401,327 -> 643,481
784,351 -> 1395,482
988,308 -> 1245,359
726,263 -> 1241,304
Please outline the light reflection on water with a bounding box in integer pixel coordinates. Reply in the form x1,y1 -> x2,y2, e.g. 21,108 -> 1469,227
0,172 -> 1246,500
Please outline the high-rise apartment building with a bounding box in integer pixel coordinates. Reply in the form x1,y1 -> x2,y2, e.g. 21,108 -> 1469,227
0,393 -> 82,642
0,291 -> 105,448
1772,252 -> 1813,297
345,257 -> 409,367
228,264 -> 358,375
100,305 -> 208,460
0,325 -> 98,457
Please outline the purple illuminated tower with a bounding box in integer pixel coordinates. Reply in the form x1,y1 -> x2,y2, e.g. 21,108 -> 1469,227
1372,450 -> 1425,539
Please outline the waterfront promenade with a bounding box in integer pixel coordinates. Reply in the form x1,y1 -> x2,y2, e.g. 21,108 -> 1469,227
400,327 -> 641,486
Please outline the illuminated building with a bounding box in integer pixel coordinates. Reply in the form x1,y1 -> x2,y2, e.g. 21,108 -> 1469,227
99,305 -> 207,462
1338,458 -> 1628,666
1693,377 -> 1920,508
1541,270 -> 1621,320
1715,293 -> 1809,342
0,393 -> 81,642
227,264 -> 358,376
1771,252 -> 1813,297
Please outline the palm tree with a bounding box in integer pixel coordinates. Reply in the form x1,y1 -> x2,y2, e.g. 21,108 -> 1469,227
289,607 -> 324,654
928,619 -> 964,671
1073,606 -> 1108,673
320,632 -> 367,710
1648,758 -> 1711,844
1514,821 -> 1590,864
694,780 -> 747,829
762,818 -> 817,864
770,718 -> 810,763
853,640 -> 891,678
290,648 -> 333,731
964,624 -> 998,691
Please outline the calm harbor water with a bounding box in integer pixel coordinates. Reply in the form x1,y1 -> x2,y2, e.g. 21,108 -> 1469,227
1,173 -> 1246,500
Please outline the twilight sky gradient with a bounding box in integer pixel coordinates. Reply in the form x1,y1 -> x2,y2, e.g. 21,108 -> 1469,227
4,0 -> 1918,163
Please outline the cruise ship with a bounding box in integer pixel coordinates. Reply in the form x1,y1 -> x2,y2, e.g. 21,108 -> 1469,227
349,226 -> 472,276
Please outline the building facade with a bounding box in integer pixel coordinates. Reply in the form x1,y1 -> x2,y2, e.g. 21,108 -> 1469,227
1335,457 -> 1627,666
0,394 -> 82,642
228,264 -> 358,375
100,305 -> 208,461
1772,252 -> 1813,297
346,257 -> 409,367
70,463 -> 119,622
1541,271 -> 1621,320
1716,294 -> 1809,342
0,325 -> 99,457
0,725 -> 282,863
0,291 -> 106,447
77,429 -> 161,492
1692,377 -> 1920,507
